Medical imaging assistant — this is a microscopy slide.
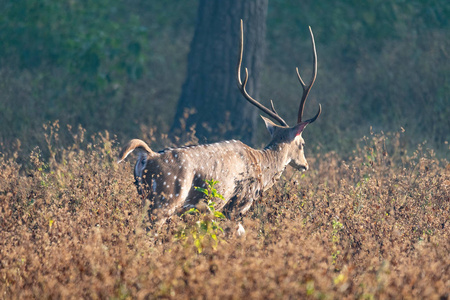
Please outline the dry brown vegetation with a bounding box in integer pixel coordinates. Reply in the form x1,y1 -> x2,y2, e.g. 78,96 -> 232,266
1,125 -> 449,299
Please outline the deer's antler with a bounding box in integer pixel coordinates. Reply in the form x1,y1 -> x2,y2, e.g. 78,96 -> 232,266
296,26 -> 321,124
237,20 -> 289,127
237,20 -> 321,127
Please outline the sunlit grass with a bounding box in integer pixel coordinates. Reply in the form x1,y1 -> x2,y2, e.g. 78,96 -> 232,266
1,125 -> 449,298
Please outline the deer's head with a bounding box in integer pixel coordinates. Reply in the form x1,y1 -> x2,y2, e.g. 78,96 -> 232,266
261,116 -> 310,171
237,20 -> 321,172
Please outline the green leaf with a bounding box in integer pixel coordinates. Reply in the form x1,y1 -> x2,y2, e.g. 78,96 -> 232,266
214,211 -> 226,219
211,190 -> 224,200
194,186 -> 208,196
194,239 -> 202,254
199,221 -> 208,231
206,179 -> 219,186
181,207 -> 199,217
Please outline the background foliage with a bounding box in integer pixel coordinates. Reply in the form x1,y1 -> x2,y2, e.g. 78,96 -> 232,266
0,0 -> 449,157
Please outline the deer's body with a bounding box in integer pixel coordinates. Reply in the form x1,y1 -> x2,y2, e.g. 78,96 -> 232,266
119,127 -> 307,220
118,20 -> 321,224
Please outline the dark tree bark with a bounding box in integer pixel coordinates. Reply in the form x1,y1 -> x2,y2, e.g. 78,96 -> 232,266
171,0 -> 268,145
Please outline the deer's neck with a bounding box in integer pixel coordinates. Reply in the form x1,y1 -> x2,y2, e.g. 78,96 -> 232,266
254,143 -> 291,191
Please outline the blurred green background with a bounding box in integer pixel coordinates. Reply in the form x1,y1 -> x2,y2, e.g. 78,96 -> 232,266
1,0 -> 449,158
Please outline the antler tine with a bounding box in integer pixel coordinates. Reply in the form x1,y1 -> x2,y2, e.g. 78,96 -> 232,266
237,19 -> 288,127
296,26 -> 319,124
270,100 -> 278,115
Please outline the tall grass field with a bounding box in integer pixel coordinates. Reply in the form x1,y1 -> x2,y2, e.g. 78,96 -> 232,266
1,124 -> 448,299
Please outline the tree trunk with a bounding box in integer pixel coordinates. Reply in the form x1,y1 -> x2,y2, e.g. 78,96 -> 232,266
171,0 -> 268,145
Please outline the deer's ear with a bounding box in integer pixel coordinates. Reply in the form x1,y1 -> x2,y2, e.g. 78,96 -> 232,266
290,122 -> 309,139
261,115 -> 278,137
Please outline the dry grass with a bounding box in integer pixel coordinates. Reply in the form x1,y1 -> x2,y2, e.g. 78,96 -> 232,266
1,126 -> 449,299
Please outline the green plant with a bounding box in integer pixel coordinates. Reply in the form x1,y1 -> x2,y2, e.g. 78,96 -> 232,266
177,179 -> 226,253
331,219 -> 343,265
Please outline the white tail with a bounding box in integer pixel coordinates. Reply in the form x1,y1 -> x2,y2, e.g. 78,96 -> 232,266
118,20 -> 321,223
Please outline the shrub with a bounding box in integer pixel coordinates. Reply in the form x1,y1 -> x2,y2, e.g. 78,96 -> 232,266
1,127 -> 448,298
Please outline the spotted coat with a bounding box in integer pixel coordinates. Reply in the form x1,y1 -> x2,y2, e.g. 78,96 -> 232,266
118,117 -> 311,223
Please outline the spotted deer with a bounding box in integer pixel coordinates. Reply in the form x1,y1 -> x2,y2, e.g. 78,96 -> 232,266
118,20 -> 321,223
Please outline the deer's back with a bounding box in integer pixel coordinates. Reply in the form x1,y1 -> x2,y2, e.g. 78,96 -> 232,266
143,140 -> 264,216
